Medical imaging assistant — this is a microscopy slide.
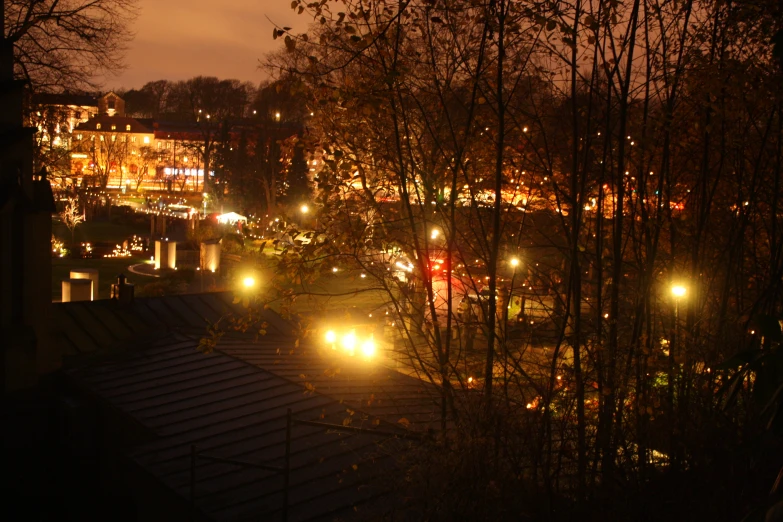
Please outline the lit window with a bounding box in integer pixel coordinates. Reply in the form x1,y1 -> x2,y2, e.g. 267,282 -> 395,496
143,136 -> 150,144
111,124 -> 116,131
112,135 -> 116,142
76,134 -> 82,140
96,123 -> 101,130
157,141 -> 162,149
167,142 -> 171,149
126,124 -> 131,131
121,136 -> 126,142
131,136 -> 136,143
99,136 -> 104,141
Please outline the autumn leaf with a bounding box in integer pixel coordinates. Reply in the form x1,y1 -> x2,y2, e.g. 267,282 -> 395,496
284,35 -> 296,52
398,417 -> 410,427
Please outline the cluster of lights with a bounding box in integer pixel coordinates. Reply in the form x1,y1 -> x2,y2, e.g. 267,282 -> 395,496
162,167 -> 206,177
52,238 -> 65,257
324,329 -> 376,358
128,235 -> 146,252
105,244 -> 131,258
395,261 -> 414,272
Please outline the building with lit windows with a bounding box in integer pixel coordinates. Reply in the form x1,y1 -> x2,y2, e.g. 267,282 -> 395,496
64,92 -> 300,194
70,93 -> 213,193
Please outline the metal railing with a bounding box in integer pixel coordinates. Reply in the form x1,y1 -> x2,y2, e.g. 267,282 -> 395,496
189,409 -> 422,522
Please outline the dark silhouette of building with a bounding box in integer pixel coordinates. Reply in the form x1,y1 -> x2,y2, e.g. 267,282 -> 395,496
0,2 -> 57,392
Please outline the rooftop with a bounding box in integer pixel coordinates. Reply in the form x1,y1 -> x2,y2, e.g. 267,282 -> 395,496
59,292 -> 439,520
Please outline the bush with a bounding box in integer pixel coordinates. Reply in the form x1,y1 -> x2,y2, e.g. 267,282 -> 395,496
136,279 -> 188,297
222,233 -> 245,253
136,268 -> 194,297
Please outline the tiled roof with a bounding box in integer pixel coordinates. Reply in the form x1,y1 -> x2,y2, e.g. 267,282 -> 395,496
66,335 -> 426,521
74,115 -> 153,134
52,292 -> 295,359
218,338 -> 441,430
59,292 -> 439,520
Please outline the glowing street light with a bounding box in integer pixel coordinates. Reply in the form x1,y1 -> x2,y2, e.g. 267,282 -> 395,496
672,285 -> 686,298
360,338 -> 376,357
300,204 -> 309,214
242,276 -> 256,288
341,332 -> 357,353
510,257 -> 520,268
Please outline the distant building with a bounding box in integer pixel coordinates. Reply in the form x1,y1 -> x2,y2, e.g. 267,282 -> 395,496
30,92 -> 99,156
97,91 -> 125,117
68,92 -> 297,194
72,115 -> 211,193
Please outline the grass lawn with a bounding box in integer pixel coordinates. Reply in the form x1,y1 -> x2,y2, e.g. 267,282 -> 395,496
53,219 -> 149,245
52,217 -> 152,301
52,256 -> 148,301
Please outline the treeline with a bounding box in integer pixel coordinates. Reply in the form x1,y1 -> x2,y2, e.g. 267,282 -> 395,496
118,75 -> 309,123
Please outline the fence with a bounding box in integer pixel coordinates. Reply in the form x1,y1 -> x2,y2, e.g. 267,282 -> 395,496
189,409 -> 422,522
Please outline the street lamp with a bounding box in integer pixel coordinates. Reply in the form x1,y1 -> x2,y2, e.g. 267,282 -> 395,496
669,282 -> 687,466
300,204 -> 309,214
671,283 -> 687,362
202,193 -> 208,217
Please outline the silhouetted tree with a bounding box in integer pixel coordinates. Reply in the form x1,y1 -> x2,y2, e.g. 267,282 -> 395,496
4,0 -> 139,92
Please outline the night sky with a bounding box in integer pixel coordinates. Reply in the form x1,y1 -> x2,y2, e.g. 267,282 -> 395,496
105,0 -> 307,90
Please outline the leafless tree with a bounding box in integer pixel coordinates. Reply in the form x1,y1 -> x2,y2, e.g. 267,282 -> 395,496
4,0 -> 139,92
60,196 -> 82,244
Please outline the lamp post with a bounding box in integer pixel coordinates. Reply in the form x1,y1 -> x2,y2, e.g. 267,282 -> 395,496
300,203 -> 317,231
202,193 -> 208,218
502,257 -> 521,395
672,284 -> 686,363
669,283 -> 686,468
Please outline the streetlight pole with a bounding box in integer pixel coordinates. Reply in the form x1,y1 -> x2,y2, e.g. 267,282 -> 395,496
669,283 -> 686,469
502,257 -> 520,399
